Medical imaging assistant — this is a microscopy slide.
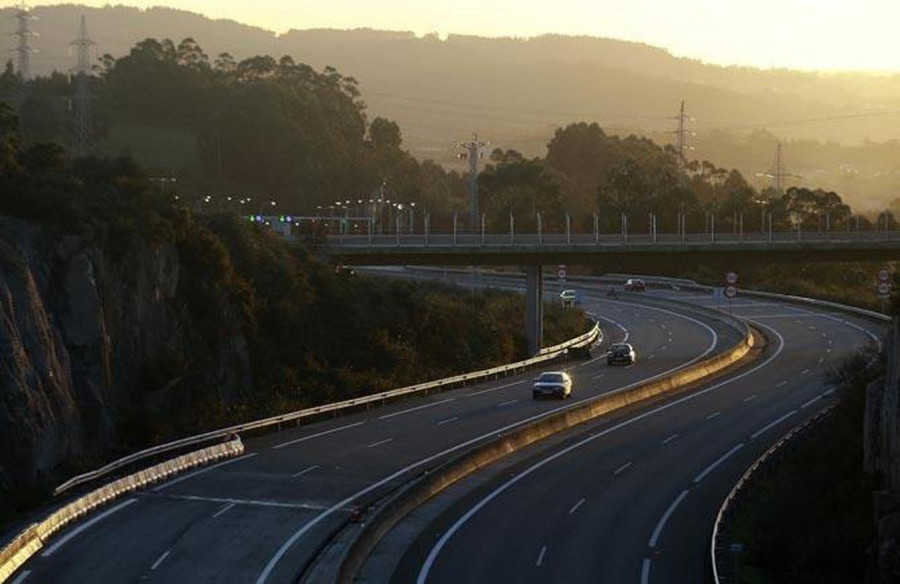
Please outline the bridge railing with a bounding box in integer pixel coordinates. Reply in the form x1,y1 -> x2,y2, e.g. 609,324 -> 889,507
319,229 -> 900,249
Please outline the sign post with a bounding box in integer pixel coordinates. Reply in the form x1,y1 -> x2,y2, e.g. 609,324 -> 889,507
724,271 -> 739,316
878,267 -> 892,314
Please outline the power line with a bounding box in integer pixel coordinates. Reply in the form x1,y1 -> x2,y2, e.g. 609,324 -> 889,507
70,14 -> 95,156
13,1 -> 36,81
457,133 -> 489,226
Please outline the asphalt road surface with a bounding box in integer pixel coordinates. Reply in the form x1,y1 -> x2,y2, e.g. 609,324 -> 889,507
389,287 -> 883,584
11,274 -> 742,584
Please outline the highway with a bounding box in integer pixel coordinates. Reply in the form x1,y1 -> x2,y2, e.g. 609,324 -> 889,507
9,274 -> 743,583
374,287 -> 884,584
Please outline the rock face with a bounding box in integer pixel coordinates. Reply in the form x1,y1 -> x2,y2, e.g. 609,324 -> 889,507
0,216 -> 252,496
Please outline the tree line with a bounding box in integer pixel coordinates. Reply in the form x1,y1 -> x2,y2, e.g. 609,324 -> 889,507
0,39 -> 877,234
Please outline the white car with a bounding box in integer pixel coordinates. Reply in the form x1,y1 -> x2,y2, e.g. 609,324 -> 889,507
532,371 -> 573,399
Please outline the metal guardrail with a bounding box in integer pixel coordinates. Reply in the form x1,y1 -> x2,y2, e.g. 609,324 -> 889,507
53,322 -> 600,497
0,438 -> 244,583
709,407 -> 835,584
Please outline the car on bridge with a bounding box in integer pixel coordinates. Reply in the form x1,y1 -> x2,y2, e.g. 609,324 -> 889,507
560,289 -> 580,306
607,342 -> 637,366
624,278 -> 646,292
532,371 -> 573,399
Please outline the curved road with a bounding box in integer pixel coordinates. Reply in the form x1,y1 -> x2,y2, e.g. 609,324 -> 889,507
9,275 -> 741,583
383,287 -> 883,584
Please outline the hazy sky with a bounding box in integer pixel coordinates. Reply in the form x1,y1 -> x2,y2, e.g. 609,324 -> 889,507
22,0 -> 900,71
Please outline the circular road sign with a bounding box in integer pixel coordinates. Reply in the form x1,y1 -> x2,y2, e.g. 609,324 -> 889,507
725,271 -> 739,285
878,282 -> 892,297
558,264 -> 567,281
879,268 -> 891,283
724,285 -> 738,299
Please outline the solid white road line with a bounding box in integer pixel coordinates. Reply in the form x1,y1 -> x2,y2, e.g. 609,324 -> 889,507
212,502 -> 236,519
10,570 -> 30,584
167,494 -> 333,511
751,410 -> 798,440
693,444 -> 744,484
272,421 -> 367,450
649,490 -> 689,548
378,398 -> 455,420
800,395 -> 822,409
366,438 -> 394,448
291,465 -> 320,479
641,559 -> 651,584
154,453 -> 258,491
467,379 -> 527,397
661,434 -> 679,445
41,498 -> 138,557
706,412 -> 720,420
437,417 -> 459,426
150,550 -> 171,571
568,498 -> 586,515
414,324 -> 786,584
743,395 -> 757,403
614,462 -> 633,475
264,301 -> 722,584
536,546 -> 547,567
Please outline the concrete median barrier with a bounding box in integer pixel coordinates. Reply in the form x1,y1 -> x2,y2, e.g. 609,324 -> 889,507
330,322 -> 758,584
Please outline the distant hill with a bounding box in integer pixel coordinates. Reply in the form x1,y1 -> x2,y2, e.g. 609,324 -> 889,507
3,4 -> 900,210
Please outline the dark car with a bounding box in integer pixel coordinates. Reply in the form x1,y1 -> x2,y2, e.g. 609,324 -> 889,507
624,278 -> 646,292
607,342 -> 637,366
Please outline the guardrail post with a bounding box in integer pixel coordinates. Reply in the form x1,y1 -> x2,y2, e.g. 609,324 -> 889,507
509,212 -> 515,245
622,213 -> 628,244
566,213 -> 571,245
652,213 -> 658,244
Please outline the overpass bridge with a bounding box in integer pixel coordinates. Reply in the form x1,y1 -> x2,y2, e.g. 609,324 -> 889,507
313,229 -> 900,354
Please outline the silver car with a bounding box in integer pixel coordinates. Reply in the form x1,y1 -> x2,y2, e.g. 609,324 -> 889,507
532,371 -> 573,399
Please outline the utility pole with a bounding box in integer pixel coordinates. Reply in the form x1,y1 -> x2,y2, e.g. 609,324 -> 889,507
756,142 -> 799,230
13,2 -> 36,81
70,15 -> 95,156
672,100 -> 694,180
457,133 -> 489,228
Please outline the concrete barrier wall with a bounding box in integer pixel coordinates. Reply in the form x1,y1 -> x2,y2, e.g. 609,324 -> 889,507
335,322 -> 757,583
0,438 -> 244,584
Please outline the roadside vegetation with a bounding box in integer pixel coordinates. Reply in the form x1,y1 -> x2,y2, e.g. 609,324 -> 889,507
726,350 -> 879,583
0,104 -> 587,527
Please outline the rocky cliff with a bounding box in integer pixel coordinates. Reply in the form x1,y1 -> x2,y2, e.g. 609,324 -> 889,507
0,215 -> 251,504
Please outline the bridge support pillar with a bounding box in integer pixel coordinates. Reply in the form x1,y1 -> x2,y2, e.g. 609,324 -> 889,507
526,264 -> 543,355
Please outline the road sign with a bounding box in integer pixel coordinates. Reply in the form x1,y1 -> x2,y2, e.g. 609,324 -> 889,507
879,268 -> 891,283
725,271 -> 739,285
878,282 -> 892,297
724,285 -> 738,299
558,264 -> 567,281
